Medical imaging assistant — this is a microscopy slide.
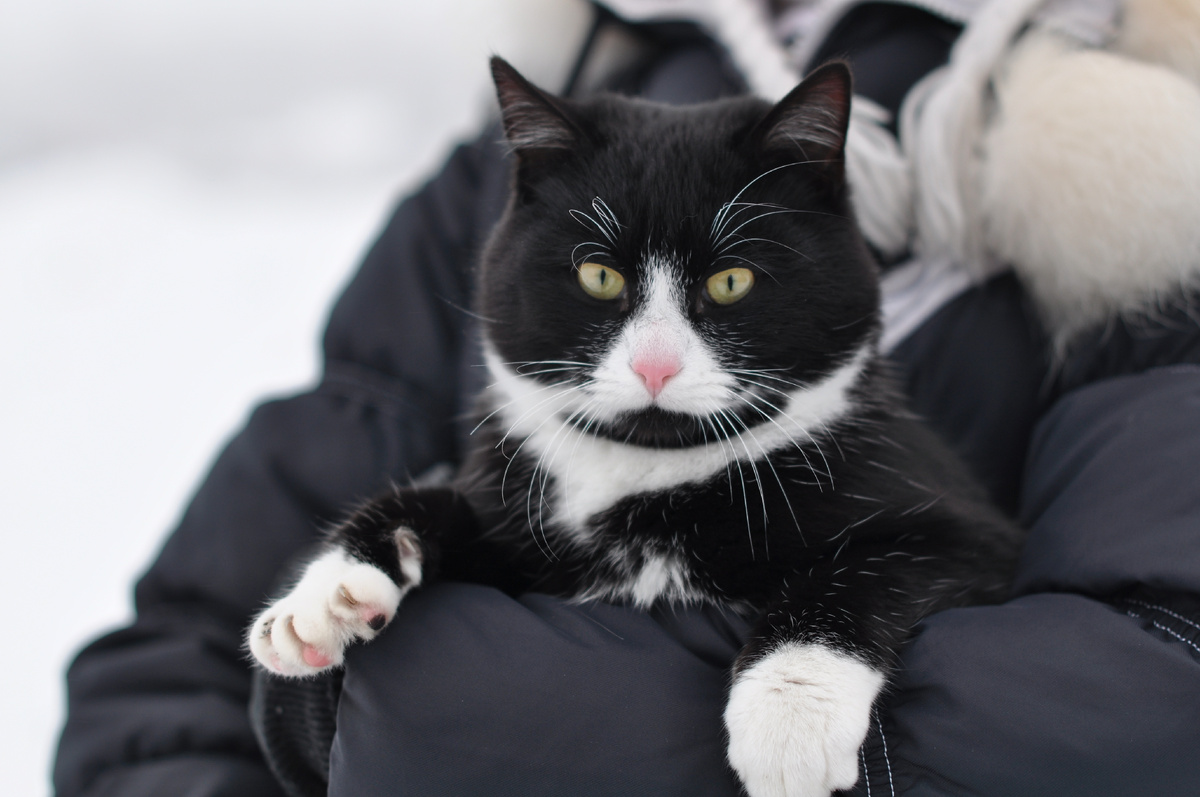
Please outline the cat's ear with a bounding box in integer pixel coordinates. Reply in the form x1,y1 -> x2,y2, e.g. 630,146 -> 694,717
491,56 -> 582,156
751,61 -> 852,168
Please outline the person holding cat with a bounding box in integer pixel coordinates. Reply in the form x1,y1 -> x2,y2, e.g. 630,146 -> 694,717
54,2 -> 1200,796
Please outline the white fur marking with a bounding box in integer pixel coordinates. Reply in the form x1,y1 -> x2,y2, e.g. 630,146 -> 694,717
628,553 -> 696,607
247,543 -> 416,678
589,260 -> 737,417
573,548 -> 705,607
631,554 -> 672,606
395,526 -> 424,587
725,642 -> 884,797
486,343 -> 870,535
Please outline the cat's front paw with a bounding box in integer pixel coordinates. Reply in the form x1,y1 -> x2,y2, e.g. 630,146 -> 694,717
725,643 -> 884,797
248,532 -> 422,677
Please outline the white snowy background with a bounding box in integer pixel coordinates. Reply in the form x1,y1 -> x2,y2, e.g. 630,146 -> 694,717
0,1 -> 591,792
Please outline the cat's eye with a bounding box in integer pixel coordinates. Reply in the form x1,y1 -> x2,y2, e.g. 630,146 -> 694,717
705,267 -> 755,305
577,262 -> 625,300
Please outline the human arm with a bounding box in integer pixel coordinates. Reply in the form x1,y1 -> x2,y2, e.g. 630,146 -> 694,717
854,351 -> 1200,796
52,130 -> 509,797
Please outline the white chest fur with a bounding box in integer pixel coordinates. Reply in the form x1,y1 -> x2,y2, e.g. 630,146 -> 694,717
484,344 -> 870,537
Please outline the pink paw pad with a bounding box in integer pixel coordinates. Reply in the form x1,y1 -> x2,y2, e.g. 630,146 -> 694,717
302,645 -> 333,669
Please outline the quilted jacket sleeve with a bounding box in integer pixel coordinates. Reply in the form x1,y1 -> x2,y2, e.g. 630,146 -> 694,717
52,131 -> 510,797
856,296 -> 1200,797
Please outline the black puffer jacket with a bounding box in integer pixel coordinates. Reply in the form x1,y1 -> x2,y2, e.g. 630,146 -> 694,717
53,5 -> 1200,796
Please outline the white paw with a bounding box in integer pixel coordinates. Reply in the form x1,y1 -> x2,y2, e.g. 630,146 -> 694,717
725,643 -> 884,797
248,532 -> 422,677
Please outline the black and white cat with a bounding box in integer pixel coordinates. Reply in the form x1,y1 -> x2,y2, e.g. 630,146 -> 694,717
248,58 -> 1021,797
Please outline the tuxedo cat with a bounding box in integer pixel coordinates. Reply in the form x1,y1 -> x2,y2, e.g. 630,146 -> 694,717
248,58 -> 1021,797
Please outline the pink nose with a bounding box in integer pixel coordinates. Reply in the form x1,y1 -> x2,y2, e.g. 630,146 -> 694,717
632,357 -> 680,399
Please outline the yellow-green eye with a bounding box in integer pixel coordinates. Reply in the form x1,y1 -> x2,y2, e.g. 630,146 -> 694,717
577,262 -> 625,300
705,267 -> 755,305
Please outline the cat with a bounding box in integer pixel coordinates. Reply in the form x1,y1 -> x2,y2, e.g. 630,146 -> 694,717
247,57 -> 1022,797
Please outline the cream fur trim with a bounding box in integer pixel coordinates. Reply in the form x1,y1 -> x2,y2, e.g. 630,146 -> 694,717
1117,0 -> 1200,85
981,31 -> 1200,349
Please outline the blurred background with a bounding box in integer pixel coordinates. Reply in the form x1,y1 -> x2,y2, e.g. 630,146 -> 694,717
0,1 -> 591,792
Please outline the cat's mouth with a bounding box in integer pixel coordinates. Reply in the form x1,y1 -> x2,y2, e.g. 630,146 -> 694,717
569,404 -> 763,449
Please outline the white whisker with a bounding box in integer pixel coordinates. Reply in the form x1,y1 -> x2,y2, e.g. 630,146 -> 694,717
741,391 -> 835,490
709,160 -> 828,243
715,208 -> 832,252
719,235 -> 814,263
709,410 -> 755,560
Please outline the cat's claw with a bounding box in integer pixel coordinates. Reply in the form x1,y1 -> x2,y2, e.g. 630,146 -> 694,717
248,531 -> 422,677
725,643 -> 884,797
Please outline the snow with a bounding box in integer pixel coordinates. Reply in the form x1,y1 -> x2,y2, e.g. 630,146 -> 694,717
0,1 -> 590,794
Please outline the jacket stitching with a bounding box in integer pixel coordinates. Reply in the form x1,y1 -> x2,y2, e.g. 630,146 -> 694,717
877,711 -> 896,797
1147,618 -> 1200,656
1126,610 -> 1200,657
1127,598 -> 1200,633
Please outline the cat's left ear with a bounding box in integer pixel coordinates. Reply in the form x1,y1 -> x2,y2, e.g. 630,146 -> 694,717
751,61 -> 852,169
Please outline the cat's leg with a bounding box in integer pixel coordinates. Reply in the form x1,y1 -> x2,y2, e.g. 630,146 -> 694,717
724,531 -> 1014,797
247,486 -> 475,677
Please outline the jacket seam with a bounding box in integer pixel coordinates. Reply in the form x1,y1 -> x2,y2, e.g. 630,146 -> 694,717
1126,598 -> 1200,634
877,711 -> 897,797
1125,610 -> 1200,657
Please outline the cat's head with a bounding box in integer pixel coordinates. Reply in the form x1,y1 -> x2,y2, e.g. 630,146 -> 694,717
479,58 -> 879,449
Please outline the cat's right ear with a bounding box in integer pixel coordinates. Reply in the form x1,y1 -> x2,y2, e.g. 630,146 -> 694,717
491,56 -> 582,159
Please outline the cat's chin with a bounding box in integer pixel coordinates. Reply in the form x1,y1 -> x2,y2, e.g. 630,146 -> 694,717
579,406 -> 739,449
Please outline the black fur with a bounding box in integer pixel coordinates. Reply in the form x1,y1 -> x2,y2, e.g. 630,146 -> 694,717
328,59 -> 1020,687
